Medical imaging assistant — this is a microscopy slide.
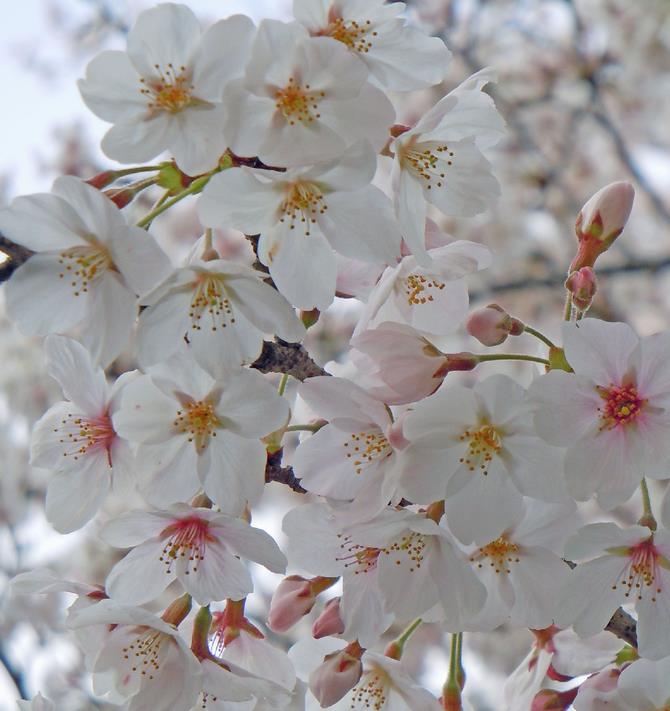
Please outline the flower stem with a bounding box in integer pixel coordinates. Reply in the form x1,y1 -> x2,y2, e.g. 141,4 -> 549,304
114,164 -> 163,178
136,173 -> 211,228
639,478 -> 657,531
478,353 -> 551,367
277,373 -> 289,397
523,326 -> 556,349
443,633 -> 464,710
384,618 -> 422,660
563,292 -> 573,321
285,423 -> 323,433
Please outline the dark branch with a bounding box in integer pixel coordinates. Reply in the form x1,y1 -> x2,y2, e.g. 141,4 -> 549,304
0,236 -> 32,283
265,451 -> 307,494
605,608 -> 638,648
251,339 -> 327,381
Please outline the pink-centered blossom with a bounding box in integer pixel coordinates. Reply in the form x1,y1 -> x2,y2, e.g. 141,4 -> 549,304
31,336 -> 136,533
79,4 -> 255,176
223,19 -> 395,168
0,176 -> 171,366
529,319 -> 670,509
101,504 -> 287,605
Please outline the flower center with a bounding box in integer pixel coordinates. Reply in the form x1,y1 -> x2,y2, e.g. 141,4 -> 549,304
189,273 -> 235,333
610,538 -> 663,602
275,77 -> 325,125
351,670 -> 388,710
458,424 -> 502,475
470,536 -> 520,574
279,182 -> 328,236
58,245 -> 114,296
343,430 -> 393,475
398,138 -> 455,190
174,399 -> 221,452
382,531 -> 427,573
336,535 -> 381,575
56,411 -> 116,466
596,383 -> 645,430
325,16 -> 377,53
140,64 -> 196,114
159,516 -> 215,575
403,273 -> 446,306
121,628 -> 170,681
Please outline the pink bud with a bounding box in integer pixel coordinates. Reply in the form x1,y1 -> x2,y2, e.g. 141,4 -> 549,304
309,644 -> 364,707
466,304 -> 525,346
531,688 -> 578,710
565,267 -> 597,312
312,598 -> 344,638
268,576 -> 316,633
571,182 -> 635,270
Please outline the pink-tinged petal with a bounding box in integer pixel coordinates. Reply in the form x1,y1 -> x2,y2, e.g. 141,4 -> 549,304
44,335 -> 107,415
282,503 -> 344,576
52,176 -> 125,239
634,568 -> 670,660
398,445 -> 460,503
31,402 -> 80,468
45,452 -> 111,532
100,510 -> 170,548
216,369 -> 289,437
397,278 -> 469,336
474,374 -> 527,426
197,168 -> 279,233
555,557 -> 627,636
618,656 -> 670,706
200,433 -> 266,514
138,440 -> 201,507
262,225 -> 337,311
299,376 -> 389,426
563,319 -> 638,384
181,540 -> 253,604
148,350 -> 215,401
503,434 -> 569,503
293,0 -> 329,27
136,290 -> 192,368
100,115 -> 178,165
113,376 -> 177,444
634,410 -> 670,480
106,226 -> 171,297
199,659 -> 255,704
79,271 -> 136,367
341,568 -> 393,648
6,253 -> 90,335
126,3 -> 202,78
245,19 -> 310,88
170,106 -> 228,177
320,185 -> 401,264
297,36 -> 367,98
220,632 -> 296,692
634,331 -> 670,401
551,629 -> 621,678
564,523 -> 647,561
529,371 -> 600,446
404,386 -> 478,443
394,167 -> 429,266
210,516 -> 287,573
502,648 -> 553,711
78,50 -> 146,123
105,540 -> 173,605
304,140 -> 376,191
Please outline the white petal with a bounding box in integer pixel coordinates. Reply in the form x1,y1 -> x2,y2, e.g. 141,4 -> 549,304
107,226 -> 172,297
105,540 -> 173,605
180,541 -> 253,604
211,516 -> 287,573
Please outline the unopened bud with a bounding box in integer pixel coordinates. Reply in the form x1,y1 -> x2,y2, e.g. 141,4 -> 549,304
268,576 -> 317,633
531,688 -> 578,710
86,170 -> 118,190
441,685 -> 462,711
103,187 -> 136,209
571,181 -> 635,271
466,304 -> 524,346
157,160 -> 197,193
565,267 -> 597,313
309,643 -> 364,707
433,352 -> 480,378
312,598 -> 344,638
161,592 -> 192,627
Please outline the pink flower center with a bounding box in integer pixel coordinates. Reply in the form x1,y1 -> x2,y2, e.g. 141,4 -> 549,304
275,77 -> 324,126
140,64 -> 196,114
159,516 -> 215,575
611,538 -> 663,602
469,536 -> 521,575
174,399 -> 221,452
336,535 -> 380,574
56,411 -> 116,466
189,273 -> 235,333
343,430 -> 392,476
597,383 -> 645,430
458,424 -> 502,475
58,245 -> 114,297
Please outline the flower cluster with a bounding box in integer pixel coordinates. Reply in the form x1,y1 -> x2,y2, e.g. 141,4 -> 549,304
3,2 -> 667,710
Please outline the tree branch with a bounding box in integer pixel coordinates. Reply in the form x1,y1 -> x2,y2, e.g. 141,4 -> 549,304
605,608 -> 637,648
251,339 -> 327,381
0,236 -> 32,283
265,451 -> 307,494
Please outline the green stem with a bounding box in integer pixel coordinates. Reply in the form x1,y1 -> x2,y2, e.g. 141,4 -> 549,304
277,373 -> 289,397
478,353 -> 551,367
115,164 -> 162,178
448,633 -> 460,683
136,174 -> 211,228
394,618 -> 422,649
639,478 -> 657,530
564,292 -> 573,322
523,326 -> 556,349
285,423 -> 323,433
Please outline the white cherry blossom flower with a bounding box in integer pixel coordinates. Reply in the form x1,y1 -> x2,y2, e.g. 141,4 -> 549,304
112,353 -> 288,515
68,600 -> 202,711
17,693 -> 55,711
293,0 -> 451,91
293,376 -> 410,521
0,176 -> 170,366
31,336 -> 136,532
198,142 -> 401,311
223,20 -> 395,168
390,69 -> 505,263
529,319 -> 670,509
353,240 -> 492,337
556,522 -> 670,660
402,374 -> 567,544
461,501 -> 576,631
137,249 -> 305,370
79,4 -> 255,176
102,504 -> 287,605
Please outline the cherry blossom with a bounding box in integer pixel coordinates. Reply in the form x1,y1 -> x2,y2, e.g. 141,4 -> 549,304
79,4 -> 255,176
198,142 -> 401,311
112,353 -> 288,514
390,69 -> 505,263
529,319 -> 670,509
137,245 -> 305,369
556,522 -> 670,660
0,176 -> 171,365
17,694 -> 55,711
293,0 -> 452,91
223,19 -> 395,167
31,336 -> 136,532
101,503 -> 287,605
402,374 -> 567,544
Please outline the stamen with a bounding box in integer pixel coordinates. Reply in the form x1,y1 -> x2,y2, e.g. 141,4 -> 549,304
279,182 -> 328,236
159,516 -> 214,576
343,430 -> 392,475
58,245 -> 114,296
610,538 -> 663,603
189,274 -> 235,333
403,273 -> 446,305
140,63 -> 196,115
596,383 -> 645,430
470,536 -> 520,574
121,628 -> 170,681
55,411 -> 115,466
458,424 -> 502,475
350,670 -> 388,710
336,534 -> 380,575
325,16 -> 377,53
398,138 -> 454,190
174,399 -> 221,452
382,531 -> 427,573
275,77 -> 325,125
